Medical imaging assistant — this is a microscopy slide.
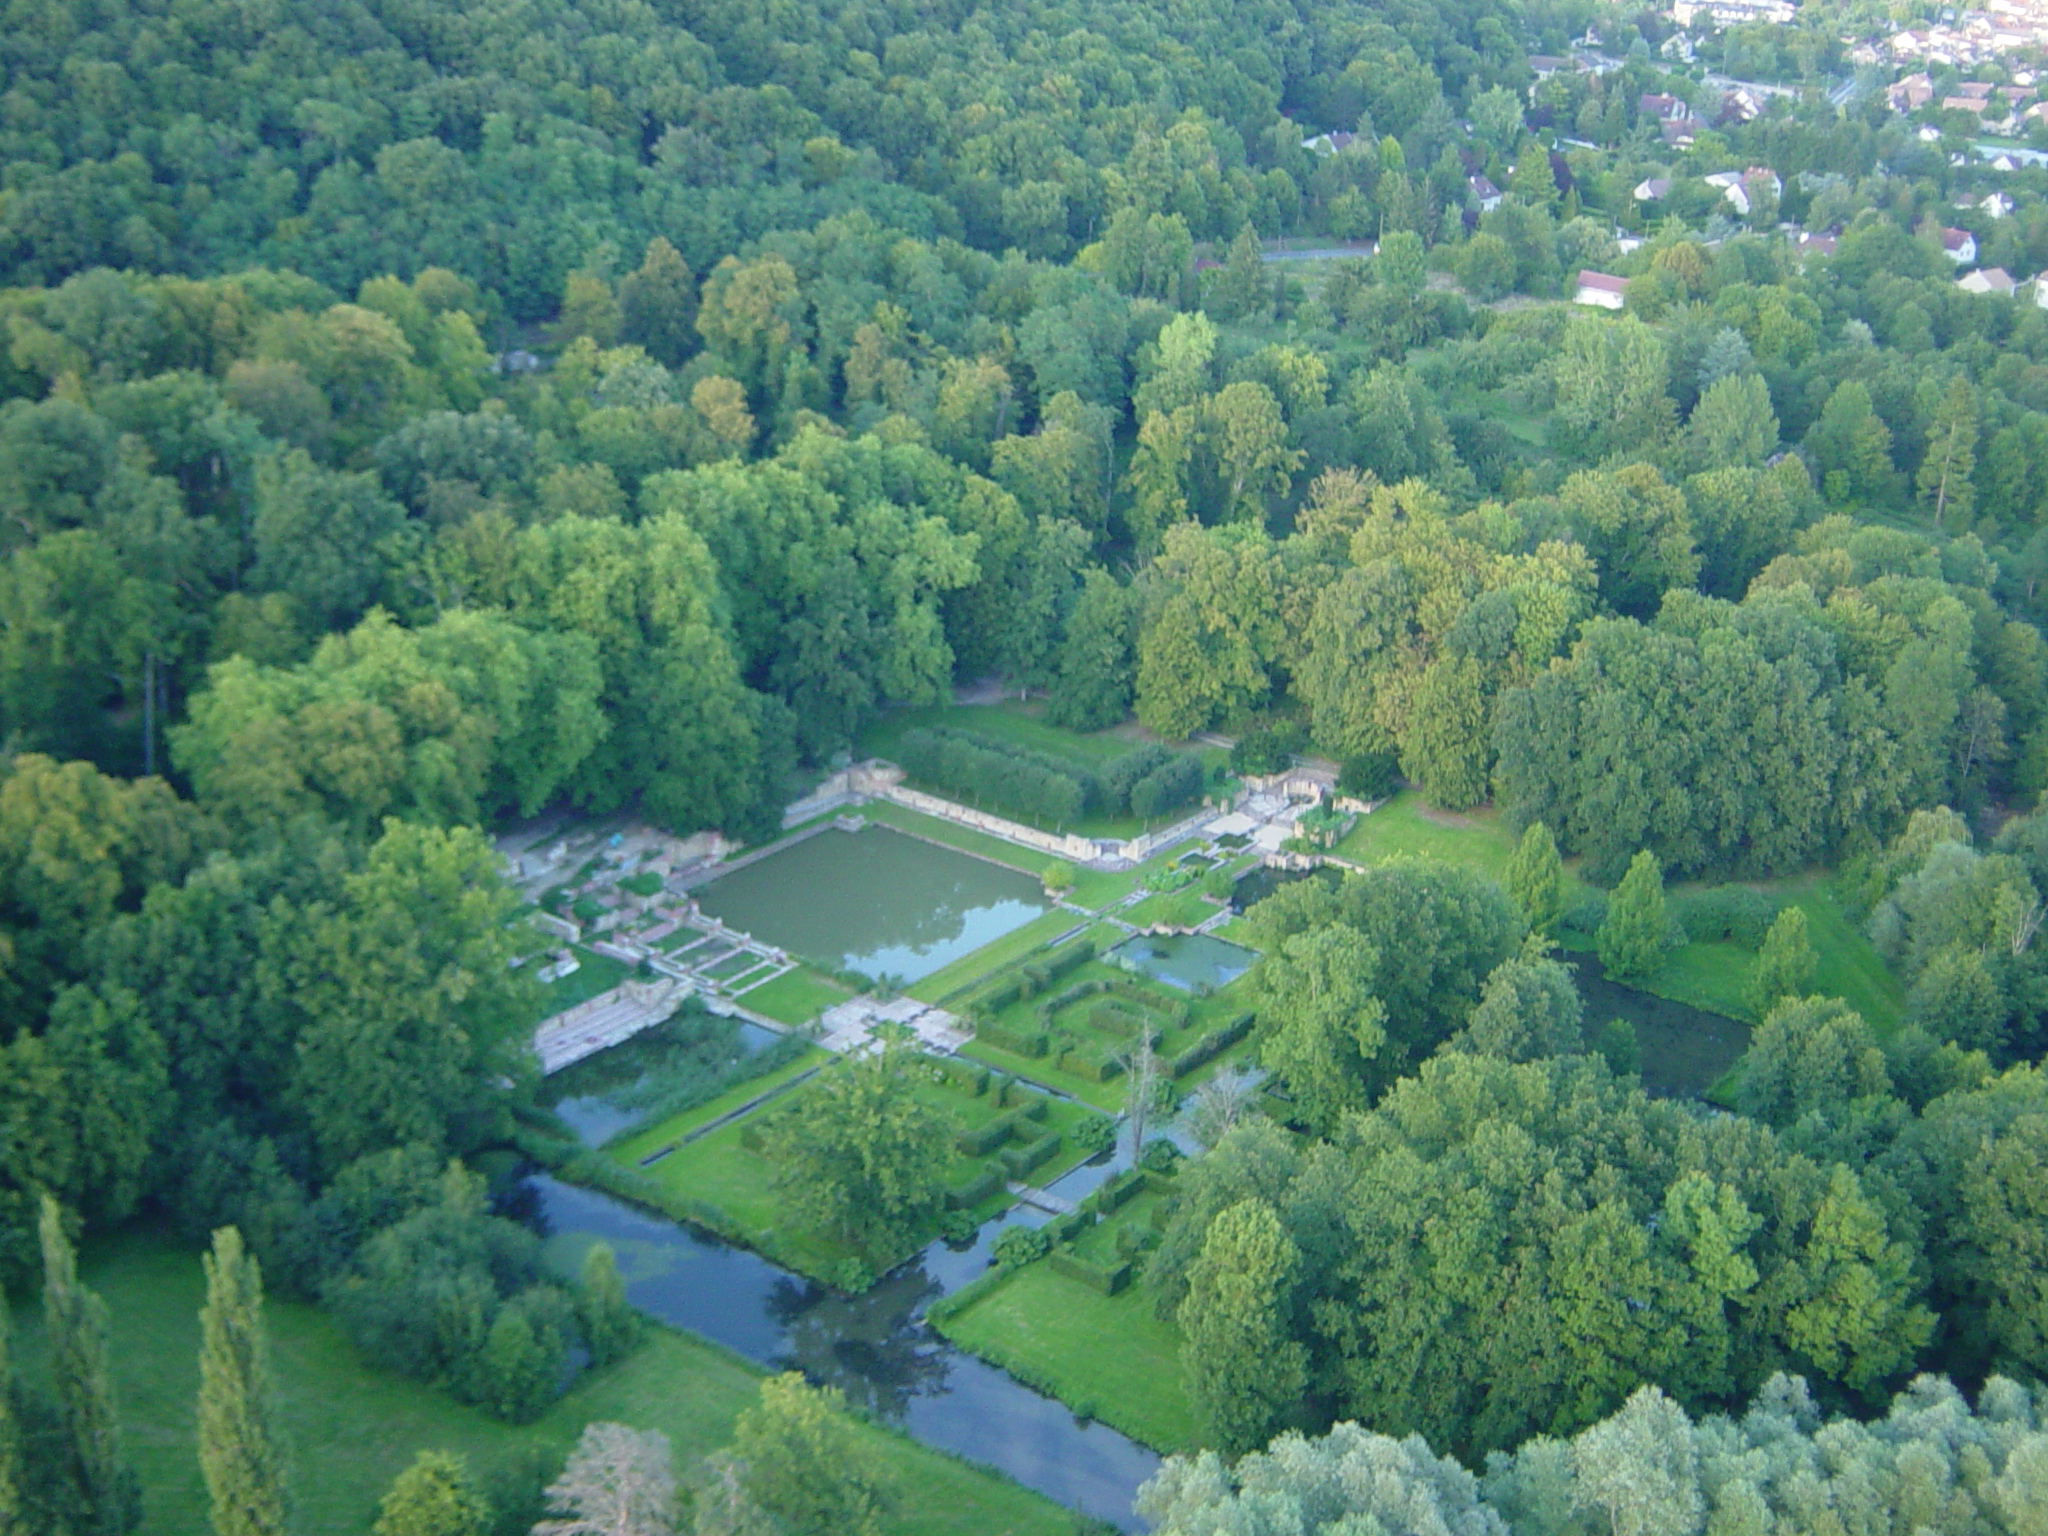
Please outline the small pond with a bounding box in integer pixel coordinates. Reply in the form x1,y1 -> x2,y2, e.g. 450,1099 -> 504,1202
695,826 -> 1048,984
1568,954 -> 1752,1099
1229,862 -> 1339,913
513,1172 -> 1158,1529
1109,932 -> 1257,991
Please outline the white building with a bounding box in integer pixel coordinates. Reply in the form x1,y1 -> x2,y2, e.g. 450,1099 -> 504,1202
1574,271 -> 1629,309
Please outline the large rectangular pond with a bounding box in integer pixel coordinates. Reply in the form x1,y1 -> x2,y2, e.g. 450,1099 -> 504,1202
695,825 -> 1048,984
1108,932 -> 1257,991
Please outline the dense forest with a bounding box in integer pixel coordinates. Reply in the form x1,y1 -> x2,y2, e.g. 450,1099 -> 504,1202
10,0 -> 2048,1526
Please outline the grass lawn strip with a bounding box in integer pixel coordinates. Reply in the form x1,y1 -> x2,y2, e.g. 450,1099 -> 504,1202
15,1232 -> 1072,1536
736,965 -> 853,1026
908,908 -> 1085,1005
935,1260 -> 1196,1454
609,1047 -> 826,1161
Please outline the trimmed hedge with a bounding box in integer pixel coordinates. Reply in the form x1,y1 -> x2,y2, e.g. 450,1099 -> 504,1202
1050,1248 -> 1134,1295
954,1097 -> 1046,1157
975,1018 -> 1050,1058
897,726 -> 1096,825
947,1166 -> 1005,1209
1045,1208 -> 1095,1246
1169,1012 -> 1254,1079
1129,754 -> 1203,820
1089,1169 -> 1145,1215
999,1130 -> 1062,1180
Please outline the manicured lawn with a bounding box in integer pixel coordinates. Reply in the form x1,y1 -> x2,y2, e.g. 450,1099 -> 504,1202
12,1232 -> 1071,1536
908,909 -> 1083,1005
537,947 -> 635,1016
1122,887 -> 1224,930
609,1048 -> 825,1162
1069,844 -> 1188,912
936,1261 -> 1197,1454
737,966 -> 851,1025
1329,791 -> 1560,890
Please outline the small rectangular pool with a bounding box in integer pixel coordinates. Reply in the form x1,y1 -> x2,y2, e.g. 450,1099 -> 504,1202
1107,933 -> 1256,992
695,826 -> 1048,984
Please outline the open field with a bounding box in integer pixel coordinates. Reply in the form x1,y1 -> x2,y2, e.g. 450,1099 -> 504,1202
8,1231 -> 1073,1536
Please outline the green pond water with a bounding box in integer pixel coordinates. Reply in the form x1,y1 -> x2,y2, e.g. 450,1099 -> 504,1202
694,826 -> 1048,983
1108,932 -> 1257,991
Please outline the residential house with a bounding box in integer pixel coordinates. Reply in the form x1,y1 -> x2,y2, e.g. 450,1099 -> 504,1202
1888,72 -> 1936,111
1958,265 -> 2017,295
1633,176 -> 1673,202
1941,226 -> 1979,264
1574,271 -> 1629,309
1469,175 -> 1503,212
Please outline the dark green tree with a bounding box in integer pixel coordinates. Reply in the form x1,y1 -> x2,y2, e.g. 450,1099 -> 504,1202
1178,1199 -> 1307,1455
1505,820 -> 1565,932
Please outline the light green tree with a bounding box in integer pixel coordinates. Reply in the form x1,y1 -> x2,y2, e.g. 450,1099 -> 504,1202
1453,940 -> 1583,1062
1505,821 -> 1565,932
371,1452 -> 490,1536
1178,1200 -> 1308,1454
579,1243 -> 642,1370
698,1374 -> 888,1536
1736,996 -> 1887,1127
1598,851 -> 1667,982
198,1227 -> 287,1536
1746,907 -> 1816,1020
40,1197 -> 138,1536
1917,375 -> 1978,529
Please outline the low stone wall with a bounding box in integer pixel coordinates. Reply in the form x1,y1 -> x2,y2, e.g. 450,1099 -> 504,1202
871,783 -> 1097,862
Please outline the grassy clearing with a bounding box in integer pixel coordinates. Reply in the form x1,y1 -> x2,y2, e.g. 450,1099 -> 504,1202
909,908 -> 1083,1005
1069,844 -> 1188,911
736,966 -> 851,1025
12,1231 -> 1071,1536
1646,875 -> 1902,1031
609,1048 -> 825,1162
936,1261 -> 1196,1454
536,947 -> 635,1015
1122,887 -> 1224,930
1332,794 -> 1902,1032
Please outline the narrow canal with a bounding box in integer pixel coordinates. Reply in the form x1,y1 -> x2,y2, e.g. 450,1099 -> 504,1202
511,1165 -> 1159,1530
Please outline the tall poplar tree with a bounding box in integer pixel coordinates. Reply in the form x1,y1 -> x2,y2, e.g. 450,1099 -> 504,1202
1506,820 -> 1565,932
38,1198 -> 138,1536
198,1227 -> 287,1536
1598,851 -> 1668,982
